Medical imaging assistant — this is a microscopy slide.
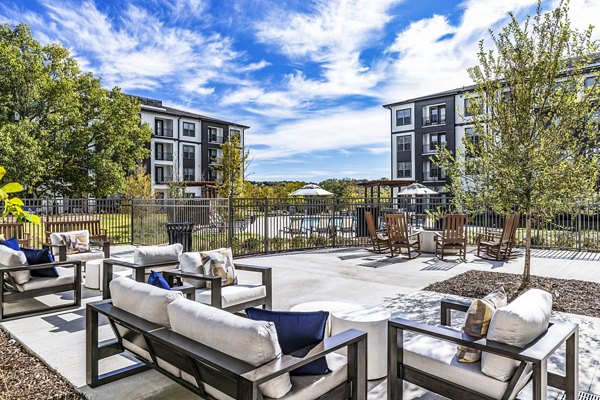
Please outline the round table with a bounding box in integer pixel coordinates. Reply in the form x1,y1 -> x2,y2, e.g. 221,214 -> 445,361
331,305 -> 391,380
290,301 -> 360,337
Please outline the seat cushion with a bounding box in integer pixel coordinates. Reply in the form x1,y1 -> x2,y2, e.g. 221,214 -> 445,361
168,298 -> 292,398
133,244 -> 183,266
482,289 -> 552,381
16,267 -> 74,292
196,284 -> 266,308
0,245 -> 30,284
404,334 -> 530,399
109,276 -> 183,327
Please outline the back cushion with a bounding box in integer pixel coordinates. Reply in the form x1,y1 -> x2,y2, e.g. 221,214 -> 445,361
168,298 -> 292,398
110,276 -> 183,327
50,230 -> 90,255
179,252 -> 205,288
481,289 -> 552,381
0,245 -> 30,284
133,244 -> 183,266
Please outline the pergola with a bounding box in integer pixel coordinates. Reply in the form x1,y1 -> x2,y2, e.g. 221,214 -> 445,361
184,181 -> 219,197
357,179 -> 415,199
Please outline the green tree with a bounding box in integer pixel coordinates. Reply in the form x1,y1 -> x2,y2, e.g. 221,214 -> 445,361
437,1 -> 600,285
0,24 -> 151,197
121,164 -> 153,199
215,134 -> 250,198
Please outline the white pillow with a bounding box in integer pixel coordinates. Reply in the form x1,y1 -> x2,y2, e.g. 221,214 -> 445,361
481,289 -> 552,381
0,245 -> 30,284
133,244 -> 183,266
168,298 -> 292,398
179,252 -> 205,288
109,276 -> 183,327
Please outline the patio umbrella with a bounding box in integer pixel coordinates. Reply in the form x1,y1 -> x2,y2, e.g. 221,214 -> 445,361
290,184 -> 333,196
398,183 -> 438,195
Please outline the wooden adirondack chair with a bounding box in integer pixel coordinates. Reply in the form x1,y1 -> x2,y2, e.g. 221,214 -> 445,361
434,214 -> 468,261
365,211 -> 388,253
386,213 -> 421,259
477,213 -> 520,260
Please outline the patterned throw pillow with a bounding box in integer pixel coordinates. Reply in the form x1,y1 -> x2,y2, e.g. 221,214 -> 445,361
200,248 -> 237,289
60,232 -> 90,254
457,288 -> 507,363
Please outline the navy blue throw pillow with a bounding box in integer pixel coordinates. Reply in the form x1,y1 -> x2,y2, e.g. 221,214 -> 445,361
22,248 -> 58,277
147,271 -> 171,290
246,308 -> 330,376
0,237 -> 21,251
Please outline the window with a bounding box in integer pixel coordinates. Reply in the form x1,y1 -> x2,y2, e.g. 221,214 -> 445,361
208,148 -> 219,163
183,145 -> 195,159
396,108 -> 411,126
208,127 -> 223,143
465,127 -> 479,157
155,166 -> 164,183
424,161 -> 445,181
425,133 -> 446,152
182,122 -> 195,137
425,105 -> 446,125
397,135 -> 411,152
183,167 -> 195,181
230,129 -> 241,142
464,98 -> 473,117
397,161 -> 411,178
208,170 -> 218,181
155,119 -> 173,137
585,76 -> 597,90
155,143 -> 173,161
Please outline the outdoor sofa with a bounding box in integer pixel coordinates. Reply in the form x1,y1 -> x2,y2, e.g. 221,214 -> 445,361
388,289 -> 579,400
87,277 -> 368,399
44,218 -> 110,263
0,244 -> 81,320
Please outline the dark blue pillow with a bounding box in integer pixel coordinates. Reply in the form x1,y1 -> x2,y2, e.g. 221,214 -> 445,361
246,308 -> 330,376
0,237 -> 21,251
22,248 -> 58,277
147,271 -> 170,290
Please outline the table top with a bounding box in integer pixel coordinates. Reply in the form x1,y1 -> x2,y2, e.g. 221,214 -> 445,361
331,305 -> 391,323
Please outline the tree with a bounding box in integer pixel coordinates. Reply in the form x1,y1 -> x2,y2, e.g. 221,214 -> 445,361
121,164 -> 153,199
437,0 -> 600,286
0,24 -> 151,198
215,134 -> 250,198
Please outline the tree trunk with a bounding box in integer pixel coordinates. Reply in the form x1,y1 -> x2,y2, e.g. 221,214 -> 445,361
522,208 -> 532,287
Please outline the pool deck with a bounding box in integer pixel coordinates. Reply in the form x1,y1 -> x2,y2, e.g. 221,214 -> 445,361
1,246 -> 600,399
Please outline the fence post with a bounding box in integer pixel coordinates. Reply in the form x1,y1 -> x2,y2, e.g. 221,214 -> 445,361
577,208 -> 582,251
130,199 -> 135,245
263,197 -> 269,254
227,196 -> 234,249
331,198 -> 337,249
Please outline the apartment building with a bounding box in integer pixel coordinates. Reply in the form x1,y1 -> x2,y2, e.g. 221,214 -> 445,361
137,96 -> 248,198
383,69 -> 599,199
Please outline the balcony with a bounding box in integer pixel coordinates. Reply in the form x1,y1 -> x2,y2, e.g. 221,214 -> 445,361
423,117 -> 446,126
154,128 -> 173,138
423,142 -> 447,154
155,174 -> 173,184
209,134 -> 224,144
155,152 -> 173,161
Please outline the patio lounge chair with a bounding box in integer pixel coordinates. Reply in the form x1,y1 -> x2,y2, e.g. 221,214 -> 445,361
388,290 -> 579,400
280,216 -> 307,237
336,216 -> 354,236
365,211 -> 389,253
477,213 -> 520,260
311,217 -> 333,236
434,214 -> 468,261
386,213 -> 421,259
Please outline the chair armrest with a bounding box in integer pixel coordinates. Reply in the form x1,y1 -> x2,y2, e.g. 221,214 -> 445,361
243,328 -> 367,384
43,242 -> 65,248
161,269 -> 221,284
233,263 -> 271,273
0,260 -> 81,272
389,317 -> 574,363
440,298 -> 470,325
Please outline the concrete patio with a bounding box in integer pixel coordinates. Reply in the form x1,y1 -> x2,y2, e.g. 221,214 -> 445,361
1,246 -> 600,399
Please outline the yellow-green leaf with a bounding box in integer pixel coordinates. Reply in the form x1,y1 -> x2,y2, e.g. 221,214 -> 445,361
27,214 -> 41,225
7,197 -> 24,206
1,182 -> 23,193
0,166 -> 5,181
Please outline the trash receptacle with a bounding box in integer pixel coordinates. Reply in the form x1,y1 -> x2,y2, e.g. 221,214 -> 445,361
355,206 -> 380,237
166,222 -> 194,253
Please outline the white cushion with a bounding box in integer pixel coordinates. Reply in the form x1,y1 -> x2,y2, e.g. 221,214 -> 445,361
481,289 -> 552,381
65,251 -> 105,263
404,334 -> 531,399
109,276 -> 183,327
17,267 -> 74,292
196,284 -> 266,308
133,244 -> 182,266
179,252 -> 205,288
50,230 -> 89,245
0,245 -> 29,284
180,353 -> 348,400
168,298 -> 292,398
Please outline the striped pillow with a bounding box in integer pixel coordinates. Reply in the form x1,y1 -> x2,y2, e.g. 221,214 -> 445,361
457,288 -> 507,362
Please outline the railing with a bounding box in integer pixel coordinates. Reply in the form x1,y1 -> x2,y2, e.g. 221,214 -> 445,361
154,128 -> 174,137
4,196 -> 600,256
423,118 -> 446,126
155,152 -> 173,161
155,175 -> 173,184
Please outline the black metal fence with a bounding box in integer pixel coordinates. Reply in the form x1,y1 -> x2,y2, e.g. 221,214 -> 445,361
3,196 -> 600,255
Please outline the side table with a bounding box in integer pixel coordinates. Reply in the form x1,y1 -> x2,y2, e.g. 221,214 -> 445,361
290,301 -> 360,337
331,305 -> 391,380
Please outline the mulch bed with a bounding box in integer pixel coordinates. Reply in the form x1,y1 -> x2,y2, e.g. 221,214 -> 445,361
424,270 -> 600,318
0,328 -> 86,400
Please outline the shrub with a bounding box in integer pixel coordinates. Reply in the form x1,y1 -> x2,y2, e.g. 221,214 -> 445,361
554,231 -> 576,249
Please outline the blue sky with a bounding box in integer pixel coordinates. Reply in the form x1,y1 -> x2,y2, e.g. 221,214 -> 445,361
1,0 -> 599,181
